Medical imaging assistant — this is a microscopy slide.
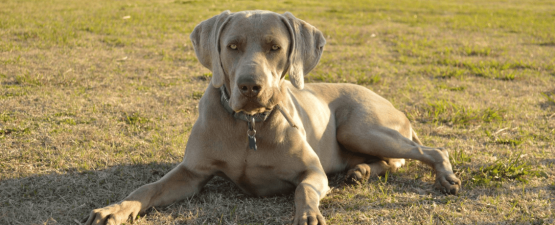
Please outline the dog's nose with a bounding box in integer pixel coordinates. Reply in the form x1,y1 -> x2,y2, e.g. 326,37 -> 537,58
237,77 -> 262,97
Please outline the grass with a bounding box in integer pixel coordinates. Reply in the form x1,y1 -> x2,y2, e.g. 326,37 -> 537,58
471,153 -> 548,186
406,100 -> 505,127
0,0 -> 554,224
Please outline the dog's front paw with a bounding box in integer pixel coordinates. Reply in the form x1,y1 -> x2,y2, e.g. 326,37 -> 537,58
293,208 -> 326,225
434,172 -> 461,195
83,201 -> 141,225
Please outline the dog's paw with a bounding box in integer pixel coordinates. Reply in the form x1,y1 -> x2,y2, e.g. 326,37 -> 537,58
292,208 -> 326,225
344,164 -> 371,184
83,201 -> 141,225
434,172 -> 461,195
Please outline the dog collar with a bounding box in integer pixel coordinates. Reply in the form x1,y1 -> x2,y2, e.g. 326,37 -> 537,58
219,85 -> 273,123
219,84 -> 298,128
219,84 -> 298,151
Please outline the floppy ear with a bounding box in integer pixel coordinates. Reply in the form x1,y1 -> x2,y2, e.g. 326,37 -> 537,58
281,12 -> 326,89
190,11 -> 232,88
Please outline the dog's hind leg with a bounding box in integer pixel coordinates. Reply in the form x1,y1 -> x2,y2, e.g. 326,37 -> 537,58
336,116 -> 461,194
344,161 -> 388,184
344,158 -> 406,184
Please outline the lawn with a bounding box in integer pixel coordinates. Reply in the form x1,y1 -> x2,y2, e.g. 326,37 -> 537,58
0,0 -> 554,224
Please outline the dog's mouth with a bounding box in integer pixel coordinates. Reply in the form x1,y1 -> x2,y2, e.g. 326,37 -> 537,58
232,99 -> 273,115
236,106 -> 273,115
228,83 -> 287,116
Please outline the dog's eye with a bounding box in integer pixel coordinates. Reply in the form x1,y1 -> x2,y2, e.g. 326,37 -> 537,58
271,45 -> 281,51
229,44 -> 237,50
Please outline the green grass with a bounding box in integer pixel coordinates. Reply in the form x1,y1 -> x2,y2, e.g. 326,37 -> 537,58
542,92 -> 555,105
0,0 -> 554,224
471,153 -> 548,186
408,100 -> 505,127
191,91 -> 204,100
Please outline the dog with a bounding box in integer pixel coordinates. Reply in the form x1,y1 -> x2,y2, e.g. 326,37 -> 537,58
84,10 -> 461,225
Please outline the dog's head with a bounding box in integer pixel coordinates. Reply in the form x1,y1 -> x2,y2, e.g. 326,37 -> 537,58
190,10 -> 325,114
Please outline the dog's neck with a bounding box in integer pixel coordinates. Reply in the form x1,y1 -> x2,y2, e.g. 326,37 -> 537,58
219,85 -> 298,128
219,85 -> 273,123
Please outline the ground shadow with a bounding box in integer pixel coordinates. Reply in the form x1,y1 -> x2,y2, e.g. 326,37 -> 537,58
539,90 -> 555,111
0,162 -> 307,224
0,162 -> 435,224
0,163 -> 175,224
1,159 -> 552,224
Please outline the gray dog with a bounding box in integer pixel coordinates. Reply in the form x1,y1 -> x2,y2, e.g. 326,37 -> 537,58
85,10 -> 461,225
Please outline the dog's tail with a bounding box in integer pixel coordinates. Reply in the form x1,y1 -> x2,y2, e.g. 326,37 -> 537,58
411,128 -> 423,145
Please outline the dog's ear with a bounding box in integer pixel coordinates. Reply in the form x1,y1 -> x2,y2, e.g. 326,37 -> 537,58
281,12 -> 326,90
190,10 -> 232,88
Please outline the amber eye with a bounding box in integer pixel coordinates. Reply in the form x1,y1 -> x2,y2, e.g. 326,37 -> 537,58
271,45 -> 280,51
229,44 -> 237,50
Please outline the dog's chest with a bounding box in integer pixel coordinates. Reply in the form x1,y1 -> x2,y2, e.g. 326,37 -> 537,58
214,150 -> 300,196
206,111 -> 307,196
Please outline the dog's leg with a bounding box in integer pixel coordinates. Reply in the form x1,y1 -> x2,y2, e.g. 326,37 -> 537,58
344,161 -> 388,184
338,125 -> 461,194
84,163 -> 212,225
387,158 -> 406,171
290,140 -> 330,225
345,158 -> 406,184
293,167 -> 329,225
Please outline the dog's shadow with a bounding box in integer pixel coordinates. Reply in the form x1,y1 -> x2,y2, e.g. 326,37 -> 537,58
0,163 -> 164,224
2,163 -> 299,224
3,161 -> 548,224
1,162 -> 432,224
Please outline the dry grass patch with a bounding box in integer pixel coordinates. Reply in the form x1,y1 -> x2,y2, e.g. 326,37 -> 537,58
1,0 -> 554,224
